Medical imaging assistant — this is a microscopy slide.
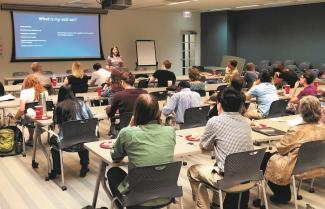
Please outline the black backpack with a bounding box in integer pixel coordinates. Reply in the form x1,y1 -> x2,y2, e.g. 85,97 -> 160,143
0,126 -> 23,157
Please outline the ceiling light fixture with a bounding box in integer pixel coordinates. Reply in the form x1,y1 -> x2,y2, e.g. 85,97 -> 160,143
235,4 -> 260,9
183,10 -> 192,18
67,0 -> 82,3
263,1 -> 292,6
209,7 -> 231,11
168,1 -> 191,6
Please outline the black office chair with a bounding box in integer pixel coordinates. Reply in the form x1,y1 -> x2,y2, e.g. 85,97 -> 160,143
50,118 -> 98,190
12,72 -> 29,85
197,148 -> 268,209
259,60 -> 271,69
291,140 -> 325,209
66,69 -> 72,74
109,112 -> 133,138
267,99 -> 289,118
284,59 -> 295,67
193,89 -> 206,97
110,161 -> 184,209
150,91 -> 168,101
180,106 -> 210,129
43,71 -> 53,75
119,112 -> 133,130
138,79 -> 149,88
298,61 -> 312,71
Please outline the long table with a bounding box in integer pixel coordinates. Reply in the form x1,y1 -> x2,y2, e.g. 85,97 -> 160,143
84,127 -> 203,208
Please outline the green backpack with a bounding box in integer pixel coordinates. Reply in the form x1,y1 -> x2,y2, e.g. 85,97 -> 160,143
0,126 -> 23,156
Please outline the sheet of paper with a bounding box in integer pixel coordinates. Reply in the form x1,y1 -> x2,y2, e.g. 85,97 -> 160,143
0,94 -> 15,102
287,117 -> 303,126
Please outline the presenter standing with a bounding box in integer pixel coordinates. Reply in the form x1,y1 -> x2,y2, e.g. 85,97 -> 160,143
107,46 -> 124,71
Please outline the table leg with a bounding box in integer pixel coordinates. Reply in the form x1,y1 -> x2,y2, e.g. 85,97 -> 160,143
92,161 -> 108,208
2,108 -> 5,126
37,126 -> 52,180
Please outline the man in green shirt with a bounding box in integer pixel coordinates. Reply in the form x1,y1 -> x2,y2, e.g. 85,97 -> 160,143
107,94 -> 176,209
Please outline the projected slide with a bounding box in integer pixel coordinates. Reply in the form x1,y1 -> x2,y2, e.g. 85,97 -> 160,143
12,11 -> 103,60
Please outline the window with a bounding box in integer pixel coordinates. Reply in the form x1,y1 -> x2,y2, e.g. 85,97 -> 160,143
182,32 -> 196,75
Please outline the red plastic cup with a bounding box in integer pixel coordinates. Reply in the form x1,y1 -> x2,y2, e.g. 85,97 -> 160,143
51,78 -> 57,87
284,85 -> 290,94
97,86 -> 102,96
35,106 -> 43,119
314,81 -> 319,89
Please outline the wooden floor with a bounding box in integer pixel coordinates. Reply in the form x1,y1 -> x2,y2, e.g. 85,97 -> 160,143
0,119 -> 325,209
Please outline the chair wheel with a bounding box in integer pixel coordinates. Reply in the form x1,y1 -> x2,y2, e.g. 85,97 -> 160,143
211,156 -> 215,159
253,198 -> 261,207
309,188 -> 315,193
45,176 -> 49,181
297,195 -> 303,200
22,153 -> 26,157
260,206 -> 266,209
32,160 -> 39,168
182,161 -> 187,166
61,186 -> 67,191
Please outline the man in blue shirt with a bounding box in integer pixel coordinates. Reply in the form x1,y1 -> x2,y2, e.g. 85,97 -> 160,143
245,70 -> 279,119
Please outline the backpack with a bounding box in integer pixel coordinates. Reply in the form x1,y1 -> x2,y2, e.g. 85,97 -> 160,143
0,126 -> 23,157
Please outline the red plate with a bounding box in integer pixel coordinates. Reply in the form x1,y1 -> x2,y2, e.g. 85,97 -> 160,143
100,141 -> 113,149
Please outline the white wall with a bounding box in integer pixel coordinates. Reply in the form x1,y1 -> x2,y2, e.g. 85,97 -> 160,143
0,9 -> 200,82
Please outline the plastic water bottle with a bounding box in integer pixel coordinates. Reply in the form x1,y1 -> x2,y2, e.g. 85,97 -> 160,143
39,92 -> 47,117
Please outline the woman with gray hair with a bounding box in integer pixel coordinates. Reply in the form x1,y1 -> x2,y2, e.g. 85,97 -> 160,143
262,95 -> 325,204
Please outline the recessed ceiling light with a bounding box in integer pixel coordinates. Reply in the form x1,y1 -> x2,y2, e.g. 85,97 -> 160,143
167,1 -> 191,6
235,4 -> 260,9
67,0 -> 82,3
183,10 -> 192,18
209,8 -> 231,11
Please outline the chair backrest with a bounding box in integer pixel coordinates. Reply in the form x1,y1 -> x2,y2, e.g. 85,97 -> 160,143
261,65 -> 274,74
25,100 -> 55,113
84,69 -> 93,74
193,89 -> 206,97
292,140 -> 325,175
66,69 -> 72,74
259,60 -> 270,69
298,61 -> 312,71
180,106 -> 210,129
306,69 -> 319,77
217,148 -> 266,190
216,84 -> 228,92
284,59 -> 295,67
122,161 -> 183,207
13,72 -> 29,77
267,99 -> 289,118
286,64 -> 300,75
320,64 -> 325,71
149,91 -> 168,101
138,79 -> 149,88
61,118 -> 98,149
119,112 -> 133,129
272,60 -> 283,65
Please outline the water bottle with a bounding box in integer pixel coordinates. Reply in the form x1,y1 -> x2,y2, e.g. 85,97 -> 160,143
39,92 -> 47,117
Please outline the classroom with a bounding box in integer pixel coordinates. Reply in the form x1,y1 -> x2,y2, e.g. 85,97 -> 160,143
0,0 -> 325,209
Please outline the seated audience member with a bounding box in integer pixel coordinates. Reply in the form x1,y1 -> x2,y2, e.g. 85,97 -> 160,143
162,81 -> 201,123
101,69 -> 124,105
209,77 -> 245,117
244,62 -> 258,89
149,60 -> 176,87
107,72 -> 147,118
288,71 -> 317,109
223,60 -> 239,84
188,87 -> 254,209
50,85 -> 93,178
107,94 -> 176,209
245,70 -> 279,119
262,96 -> 325,204
64,62 -> 88,94
188,66 -> 206,91
30,62 -> 51,87
0,81 -> 4,96
88,63 -> 111,87
14,75 -> 48,146
274,65 -> 298,88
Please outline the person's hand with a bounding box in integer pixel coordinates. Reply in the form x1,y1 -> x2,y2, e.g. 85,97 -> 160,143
294,81 -> 300,89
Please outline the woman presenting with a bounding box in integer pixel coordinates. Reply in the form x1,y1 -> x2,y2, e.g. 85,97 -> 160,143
107,46 -> 124,70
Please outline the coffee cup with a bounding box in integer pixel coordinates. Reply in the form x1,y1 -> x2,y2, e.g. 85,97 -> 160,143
35,106 -> 43,119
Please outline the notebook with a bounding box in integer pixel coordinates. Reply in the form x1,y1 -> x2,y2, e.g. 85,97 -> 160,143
252,127 -> 286,136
